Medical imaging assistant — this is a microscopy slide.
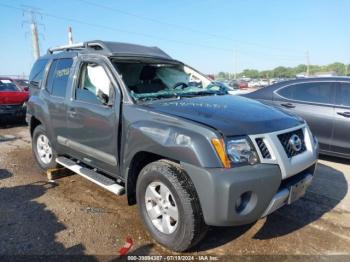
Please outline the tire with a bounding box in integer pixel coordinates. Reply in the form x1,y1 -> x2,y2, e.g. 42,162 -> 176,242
32,124 -> 58,171
136,160 -> 208,252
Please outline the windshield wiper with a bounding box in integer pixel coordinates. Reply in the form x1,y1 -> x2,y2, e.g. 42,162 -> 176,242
136,93 -> 180,102
179,90 -> 226,97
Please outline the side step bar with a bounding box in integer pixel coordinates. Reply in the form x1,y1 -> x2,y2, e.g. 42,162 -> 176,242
56,157 -> 125,195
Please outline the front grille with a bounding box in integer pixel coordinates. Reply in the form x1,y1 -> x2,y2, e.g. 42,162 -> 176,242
255,138 -> 271,159
0,105 -> 22,111
278,129 -> 306,158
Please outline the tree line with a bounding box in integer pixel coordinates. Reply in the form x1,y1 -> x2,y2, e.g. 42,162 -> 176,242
216,62 -> 350,79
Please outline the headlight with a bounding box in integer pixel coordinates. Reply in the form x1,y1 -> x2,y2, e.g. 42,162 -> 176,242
226,138 -> 259,166
211,137 -> 259,168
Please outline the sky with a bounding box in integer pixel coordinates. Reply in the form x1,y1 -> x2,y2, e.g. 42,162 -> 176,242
0,0 -> 349,75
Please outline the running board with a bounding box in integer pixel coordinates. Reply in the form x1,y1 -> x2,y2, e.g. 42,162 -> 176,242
55,157 -> 125,195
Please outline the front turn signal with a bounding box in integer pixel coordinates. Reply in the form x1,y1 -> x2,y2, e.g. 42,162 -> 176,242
211,138 -> 231,168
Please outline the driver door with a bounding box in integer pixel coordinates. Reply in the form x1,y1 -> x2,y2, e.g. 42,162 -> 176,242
63,57 -> 121,176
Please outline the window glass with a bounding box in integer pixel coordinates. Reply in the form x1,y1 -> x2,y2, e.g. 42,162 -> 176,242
75,63 -> 112,105
277,85 -> 293,99
278,82 -> 332,104
0,79 -> 19,91
51,58 -> 73,98
45,60 -> 58,94
29,59 -> 48,84
336,83 -> 350,107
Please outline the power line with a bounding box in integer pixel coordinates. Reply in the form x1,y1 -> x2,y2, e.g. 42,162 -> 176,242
77,0 -> 304,54
0,2 -> 305,64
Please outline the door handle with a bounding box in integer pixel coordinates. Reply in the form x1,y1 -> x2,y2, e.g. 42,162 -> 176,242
68,109 -> 77,118
281,103 -> 295,109
337,111 -> 350,118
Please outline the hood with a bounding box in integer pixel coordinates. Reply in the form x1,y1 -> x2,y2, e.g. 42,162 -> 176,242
145,95 -> 303,136
0,91 -> 29,105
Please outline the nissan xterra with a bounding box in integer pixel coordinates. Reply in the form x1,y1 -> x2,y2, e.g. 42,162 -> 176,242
27,40 -> 318,251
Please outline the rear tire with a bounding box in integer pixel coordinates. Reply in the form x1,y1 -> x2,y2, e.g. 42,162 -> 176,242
32,124 -> 58,171
136,160 -> 208,252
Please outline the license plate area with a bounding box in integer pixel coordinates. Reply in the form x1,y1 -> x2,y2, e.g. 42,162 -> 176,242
287,174 -> 313,204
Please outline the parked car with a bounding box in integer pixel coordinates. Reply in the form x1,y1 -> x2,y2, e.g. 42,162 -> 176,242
243,77 -> 350,159
248,79 -> 261,88
211,81 -> 251,95
13,78 -> 30,91
229,79 -> 248,89
27,40 -> 318,252
238,80 -> 249,89
0,77 -> 29,121
258,79 -> 270,87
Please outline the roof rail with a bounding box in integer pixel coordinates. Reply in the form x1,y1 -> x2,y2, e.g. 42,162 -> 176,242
47,42 -> 85,54
47,40 -> 109,54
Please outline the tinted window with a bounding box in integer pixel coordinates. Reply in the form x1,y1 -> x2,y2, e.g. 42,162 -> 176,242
336,83 -> 350,107
278,85 -> 293,99
75,63 -> 112,105
45,60 -> 58,94
29,59 -> 48,84
278,82 -> 332,104
51,59 -> 73,98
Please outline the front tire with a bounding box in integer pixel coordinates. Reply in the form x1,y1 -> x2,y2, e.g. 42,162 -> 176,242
136,160 -> 208,252
32,125 -> 58,171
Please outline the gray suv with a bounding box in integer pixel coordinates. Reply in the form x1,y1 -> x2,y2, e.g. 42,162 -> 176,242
27,40 -> 319,251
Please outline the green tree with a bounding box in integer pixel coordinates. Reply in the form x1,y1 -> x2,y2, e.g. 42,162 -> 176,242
241,69 -> 259,78
326,62 -> 346,75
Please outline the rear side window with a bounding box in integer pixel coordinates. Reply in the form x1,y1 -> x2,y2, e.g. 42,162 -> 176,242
47,58 -> 73,98
278,82 -> 333,104
45,60 -> 58,94
336,83 -> 350,107
29,59 -> 48,85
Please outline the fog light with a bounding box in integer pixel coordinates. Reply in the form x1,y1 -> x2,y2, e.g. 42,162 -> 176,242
235,192 -> 251,213
235,191 -> 258,215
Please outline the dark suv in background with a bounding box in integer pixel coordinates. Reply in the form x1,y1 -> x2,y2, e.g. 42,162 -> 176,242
244,77 -> 350,159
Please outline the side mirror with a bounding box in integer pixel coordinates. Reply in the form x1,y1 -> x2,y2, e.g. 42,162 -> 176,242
98,93 -> 109,105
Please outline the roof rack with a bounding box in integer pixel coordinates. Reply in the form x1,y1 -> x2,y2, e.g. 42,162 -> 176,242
47,41 -> 108,54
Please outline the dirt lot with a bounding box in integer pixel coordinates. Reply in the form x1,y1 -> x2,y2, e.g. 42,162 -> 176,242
0,123 -> 350,259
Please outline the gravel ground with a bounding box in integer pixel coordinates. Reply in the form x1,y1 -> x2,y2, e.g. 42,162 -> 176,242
0,123 -> 349,260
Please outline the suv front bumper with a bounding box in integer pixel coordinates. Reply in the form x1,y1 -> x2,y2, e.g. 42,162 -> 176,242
181,161 -> 317,226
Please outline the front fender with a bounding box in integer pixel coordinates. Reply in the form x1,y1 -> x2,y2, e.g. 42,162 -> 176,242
121,105 -> 222,178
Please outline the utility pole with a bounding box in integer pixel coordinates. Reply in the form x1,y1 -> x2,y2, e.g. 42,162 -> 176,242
29,10 -> 40,60
23,8 -> 42,60
234,48 -> 238,80
306,50 -> 310,76
68,26 -> 73,45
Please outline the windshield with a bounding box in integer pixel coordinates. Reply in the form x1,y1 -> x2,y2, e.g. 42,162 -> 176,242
0,79 -> 19,92
113,61 -> 227,101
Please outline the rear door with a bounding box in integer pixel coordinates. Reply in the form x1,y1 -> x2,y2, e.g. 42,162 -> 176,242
64,56 -> 121,176
43,58 -> 73,147
273,81 -> 336,151
331,82 -> 350,156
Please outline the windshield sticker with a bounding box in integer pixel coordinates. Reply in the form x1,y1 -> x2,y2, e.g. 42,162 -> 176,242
56,68 -> 70,78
